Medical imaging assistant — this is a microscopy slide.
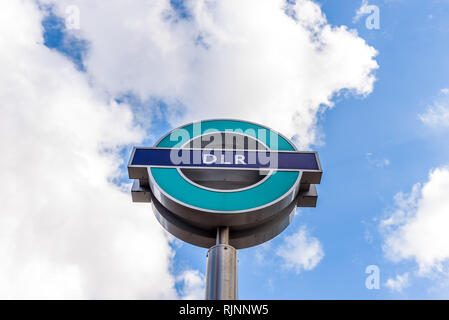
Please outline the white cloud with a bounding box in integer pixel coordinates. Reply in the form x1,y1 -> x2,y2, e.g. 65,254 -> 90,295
381,167 -> 449,276
177,270 -> 205,300
0,0 -> 177,299
420,103 -> 449,127
42,0 -> 378,148
276,226 -> 324,273
419,88 -> 449,127
385,273 -> 410,292
366,152 -> 390,168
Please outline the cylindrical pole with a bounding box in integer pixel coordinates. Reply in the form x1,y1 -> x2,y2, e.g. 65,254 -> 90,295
205,227 -> 237,300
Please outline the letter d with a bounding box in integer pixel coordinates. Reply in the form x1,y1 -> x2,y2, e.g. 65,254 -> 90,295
203,154 -> 217,164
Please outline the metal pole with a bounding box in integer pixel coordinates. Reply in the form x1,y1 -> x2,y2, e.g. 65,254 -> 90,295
205,227 -> 238,300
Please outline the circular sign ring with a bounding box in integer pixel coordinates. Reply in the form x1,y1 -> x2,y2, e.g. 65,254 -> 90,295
148,120 -> 301,228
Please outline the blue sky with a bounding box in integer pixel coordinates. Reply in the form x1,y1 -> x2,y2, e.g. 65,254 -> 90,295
2,0 -> 449,299
42,0 -> 449,299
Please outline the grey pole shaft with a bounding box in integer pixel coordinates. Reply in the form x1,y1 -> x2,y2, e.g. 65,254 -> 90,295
205,227 -> 238,300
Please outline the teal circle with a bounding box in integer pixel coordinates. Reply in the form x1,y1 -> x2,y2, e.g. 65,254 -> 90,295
151,120 -> 299,212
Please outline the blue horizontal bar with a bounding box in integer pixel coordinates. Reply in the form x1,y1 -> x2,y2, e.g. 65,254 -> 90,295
130,148 -> 319,171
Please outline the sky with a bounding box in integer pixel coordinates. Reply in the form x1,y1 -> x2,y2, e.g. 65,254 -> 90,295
1,0 -> 449,299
